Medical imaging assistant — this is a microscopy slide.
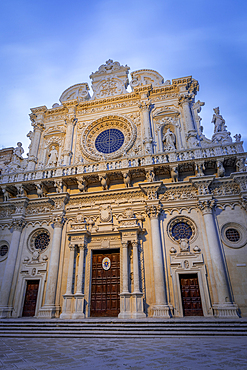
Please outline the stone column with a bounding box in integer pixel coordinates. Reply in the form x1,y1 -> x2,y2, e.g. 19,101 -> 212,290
118,242 -> 131,318
63,115 -> 77,166
60,243 -> 76,319
199,199 -> 238,317
139,101 -> 153,154
179,94 -> 199,147
27,108 -> 46,171
146,203 -> 170,317
131,241 -> 146,318
0,219 -> 25,318
73,243 -> 86,319
38,215 -> 64,318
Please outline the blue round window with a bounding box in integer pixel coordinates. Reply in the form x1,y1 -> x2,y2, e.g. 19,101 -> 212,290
171,222 -> 192,240
95,129 -> 124,154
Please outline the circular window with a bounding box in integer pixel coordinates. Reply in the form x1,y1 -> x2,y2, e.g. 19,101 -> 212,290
95,129 -> 124,154
0,241 -> 9,262
225,228 -> 240,243
221,223 -> 247,249
80,115 -> 137,161
28,228 -> 51,254
34,233 -> 50,250
0,245 -> 8,256
167,216 -> 197,243
172,222 -> 193,240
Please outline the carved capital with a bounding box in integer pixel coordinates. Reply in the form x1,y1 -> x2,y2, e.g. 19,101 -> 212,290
198,199 -> 216,215
52,215 -> 65,228
10,198 -> 29,216
139,100 -> 151,111
190,176 -> 214,196
145,204 -> 161,218
121,241 -> 128,248
178,93 -> 193,105
68,243 -> 77,251
11,218 -> 26,231
232,174 -> 247,193
139,182 -> 162,200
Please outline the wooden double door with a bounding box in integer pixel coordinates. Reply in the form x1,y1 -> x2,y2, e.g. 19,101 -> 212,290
90,249 -> 120,317
22,280 -> 39,317
180,274 -> 203,316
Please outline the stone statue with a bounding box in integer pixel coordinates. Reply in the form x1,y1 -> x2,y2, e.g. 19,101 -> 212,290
212,107 -> 226,133
217,160 -> 225,177
47,146 -> 58,167
14,142 -> 24,159
162,128 -> 176,151
146,169 -> 155,182
234,134 -> 241,142
170,166 -> 178,182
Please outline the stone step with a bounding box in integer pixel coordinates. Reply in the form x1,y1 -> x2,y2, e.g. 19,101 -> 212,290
0,319 -> 246,337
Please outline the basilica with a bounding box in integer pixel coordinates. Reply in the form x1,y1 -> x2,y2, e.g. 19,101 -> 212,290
0,60 -> 246,320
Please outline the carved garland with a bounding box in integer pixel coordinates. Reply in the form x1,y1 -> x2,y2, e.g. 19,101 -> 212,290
80,115 -> 137,161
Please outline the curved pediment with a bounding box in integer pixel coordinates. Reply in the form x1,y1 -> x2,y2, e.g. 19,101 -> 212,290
59,83 -> 90,103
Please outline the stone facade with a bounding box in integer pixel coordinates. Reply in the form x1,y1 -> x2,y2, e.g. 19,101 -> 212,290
0,60 -> 246,319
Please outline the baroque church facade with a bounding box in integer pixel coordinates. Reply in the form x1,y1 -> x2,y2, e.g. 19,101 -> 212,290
0,60 -> 246,319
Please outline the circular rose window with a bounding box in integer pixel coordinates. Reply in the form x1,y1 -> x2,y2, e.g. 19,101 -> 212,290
225,228 -> 240,243
0,245 -> 8,257
34,233 -> 50,250
167,216 -> 197,243
28,228 -> 51,254
172,222 -> 193,240
95,129 -> 124,154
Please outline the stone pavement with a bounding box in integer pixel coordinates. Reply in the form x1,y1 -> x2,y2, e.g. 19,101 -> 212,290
0,336 -> 246,370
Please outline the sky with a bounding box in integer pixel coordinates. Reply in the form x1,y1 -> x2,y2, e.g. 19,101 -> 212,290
0,0 -> 247,154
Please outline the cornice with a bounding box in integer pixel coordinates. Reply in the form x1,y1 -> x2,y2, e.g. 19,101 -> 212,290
30,106 -> 47,114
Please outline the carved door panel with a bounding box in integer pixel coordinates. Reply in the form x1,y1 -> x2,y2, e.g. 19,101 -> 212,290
22,280 -> 39,317
90,249 -> 120,317
180,274 -> 203,316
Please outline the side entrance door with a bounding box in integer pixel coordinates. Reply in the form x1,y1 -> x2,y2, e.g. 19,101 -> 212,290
180,274 -> 203,316
90,249 -> 120,317
22,280 -> 39,317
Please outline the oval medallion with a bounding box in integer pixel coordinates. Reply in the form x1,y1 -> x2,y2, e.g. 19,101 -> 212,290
102,257 -> 111,270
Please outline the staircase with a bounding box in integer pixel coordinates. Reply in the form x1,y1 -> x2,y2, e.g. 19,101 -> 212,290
0,318 -> 247,337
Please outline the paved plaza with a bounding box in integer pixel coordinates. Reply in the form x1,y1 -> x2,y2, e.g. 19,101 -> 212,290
0,336 -> 246,369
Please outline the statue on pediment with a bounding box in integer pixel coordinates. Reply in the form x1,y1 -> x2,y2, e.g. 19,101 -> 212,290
212,107 -> 226,133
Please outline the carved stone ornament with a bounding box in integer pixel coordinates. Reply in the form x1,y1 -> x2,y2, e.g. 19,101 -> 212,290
99,205 -> 112,223
59,83 -> 90,103
80,115 -> 137,161
90,60 -> 130,99
130,69 -> 164,89
145,204 -> 162,218
198,199 -> 216,214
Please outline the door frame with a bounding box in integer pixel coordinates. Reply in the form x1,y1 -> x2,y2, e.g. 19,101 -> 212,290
170,258 -> 212,317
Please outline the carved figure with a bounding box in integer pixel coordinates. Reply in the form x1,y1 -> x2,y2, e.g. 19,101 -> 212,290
1,187 -> 9,202
54,180 -> 63,193
16,184 -> 25,197
14,142 -> 24,159
163,128 -> 176,151
36,183 -> 43,198
146,169 -> 155,182
212,107 -> 226,133
236,158 -> 246,172
234,134 -> 241,142
47,146 -> 58,167
122,171 -> 131,187
77,176 -> 87,192
196,162 -> 205,177
99,174 -> 109,190
170,166 -> 178,182
217,160 -> 225,177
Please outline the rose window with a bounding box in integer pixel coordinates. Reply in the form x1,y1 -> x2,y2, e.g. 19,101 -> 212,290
95,129 -> 124,154
34,233 -> 50,250
225,228 -> 240,243
171,222 -> 193,240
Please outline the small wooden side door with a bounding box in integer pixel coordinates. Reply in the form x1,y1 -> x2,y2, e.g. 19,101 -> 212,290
90,249 -> 120,317
180,274 -> 203,316
22,280 -> 39,317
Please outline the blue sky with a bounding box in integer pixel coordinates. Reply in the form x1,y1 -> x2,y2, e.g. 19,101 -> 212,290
1,0 -> 247,153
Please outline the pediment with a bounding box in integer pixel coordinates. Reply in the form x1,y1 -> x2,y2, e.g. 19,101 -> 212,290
59,83 -> 90,103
